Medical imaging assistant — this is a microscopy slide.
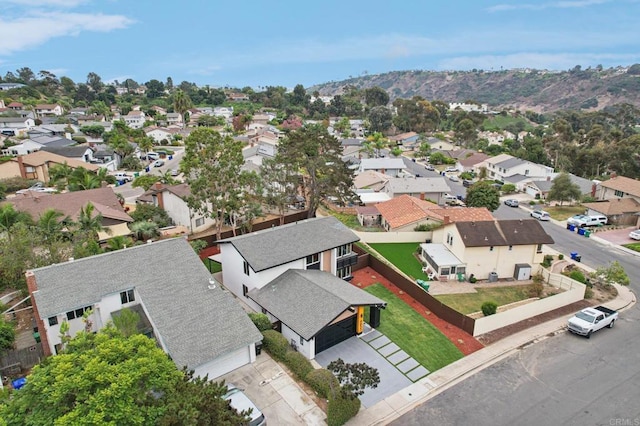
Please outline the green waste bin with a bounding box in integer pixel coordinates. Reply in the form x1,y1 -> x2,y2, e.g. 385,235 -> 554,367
33,332 -> 41,343
584,229 -> 591,238
134,172 -> 139,178
457,273 -> 465,282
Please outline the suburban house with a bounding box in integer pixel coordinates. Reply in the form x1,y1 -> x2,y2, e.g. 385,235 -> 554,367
389,132 -> 420,147
595,175 -> 640,203
353,170 -> 391,192
421,219 -> 554,282
136,182 -> 215,234
582,198 -> 640,226
1,139 -> 43,156
35,104 -> 64,117
456,152 -> 489,172
0,150 -> 100,183
26,238 -> 263,380
426,137 -> 456,151
449,102 -> 489,113
166,112 -> 183,127
358,158 -> 406,177
381,176 -> 452,205
524,173 -> 595,200
0,117 -> 35,136
9,187 -> 133,242
248,269 -> 386,359
40,145 -> 96,163
366,195 -> 494,231
123,110 -> 147,129
145,126 -> 174,144
477,154 -> 554,183
213,106 -> 234,119
7,101 -> 24,110
0,83 -> 26,91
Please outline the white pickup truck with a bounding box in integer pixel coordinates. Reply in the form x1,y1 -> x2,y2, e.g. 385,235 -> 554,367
567,306 -> 618,338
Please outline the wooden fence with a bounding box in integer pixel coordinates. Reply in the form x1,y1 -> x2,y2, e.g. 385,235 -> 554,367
0,343 -> 44,375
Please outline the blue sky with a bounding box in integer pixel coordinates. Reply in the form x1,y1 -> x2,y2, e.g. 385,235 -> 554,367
1,0 -> 639,89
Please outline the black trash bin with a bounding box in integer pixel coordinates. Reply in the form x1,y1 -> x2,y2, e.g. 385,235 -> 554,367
256,343 -> 263,355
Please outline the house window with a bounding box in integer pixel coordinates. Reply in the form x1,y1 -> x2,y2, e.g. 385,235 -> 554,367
337,265 -> 352,280
536,244 -> 543,254
120,289 -> 135,304
489,246 -> 494,252
195,217 -> 205,227
525,169 -> 530,176
66,306 -> 92,320
337,243 -> 352,257
243,284 -> 248,297
300,336 -> 304,346
261,308 -> 267,315
446,233 -> 453,246
614,190 -> 624,197
243,260 -> 250,276
441,267 -> 450,276
306,253 -> 320,270
509,245 -> 513,251
48,316 -> 58,326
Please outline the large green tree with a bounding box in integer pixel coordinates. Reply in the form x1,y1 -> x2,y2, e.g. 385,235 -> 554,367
181,128 -> 248,239
367,106 -> 393,133
276,124 -> 355,218
547,172 -> 582,205
172,89 -> 192,128
465,181 -> 500,211
260,157 -> 301,225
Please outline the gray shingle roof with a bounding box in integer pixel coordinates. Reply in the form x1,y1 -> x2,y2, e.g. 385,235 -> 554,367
456,219 -> 554,247
496,157 -> 526,169
385,177 -> 451,194
219,216 -> 359,272
248,269 -> 386,340
30,238 -> 261,370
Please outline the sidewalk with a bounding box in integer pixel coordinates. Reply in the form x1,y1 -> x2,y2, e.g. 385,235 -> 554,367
348,282 -> 636,425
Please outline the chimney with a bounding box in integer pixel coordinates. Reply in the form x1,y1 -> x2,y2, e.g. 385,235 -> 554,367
443,215 -> 450,224
591,183 -> 597,197
17,155 -> 27,179
611,172 -> 617,179
26,271 -> 53,357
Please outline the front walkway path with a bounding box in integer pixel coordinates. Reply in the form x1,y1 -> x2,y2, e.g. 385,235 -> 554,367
360,329 -> 430,382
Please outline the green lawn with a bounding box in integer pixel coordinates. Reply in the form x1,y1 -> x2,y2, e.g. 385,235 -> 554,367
434,285 -> 534,315
482,115 -> 534,132
203,258 -> 222,273
368,243 -> 427,280
544,205 -> 586,221
364,284 -> 463,372
623,242 -> 640,253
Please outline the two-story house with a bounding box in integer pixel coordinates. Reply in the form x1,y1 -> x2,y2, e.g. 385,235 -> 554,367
35,104 -> 64,117
123,110 -> 147,129
477,154 -> 554,186
420,219 -> 554,281
0,117 -> 35,136
27,238 -> 263,380
218,217 -> 385,358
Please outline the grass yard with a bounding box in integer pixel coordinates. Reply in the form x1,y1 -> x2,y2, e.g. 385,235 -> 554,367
434,285 -> 534,315
544,205 -> 585,221
623,242 -> 640,253
364,284 -> 463,372
368,243 -> 426,280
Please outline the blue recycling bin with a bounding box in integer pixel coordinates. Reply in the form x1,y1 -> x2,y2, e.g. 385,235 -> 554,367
168,155 -> 173,160
12,377 -> 26,390
145,166 -> 150,173
570,252 -> 580,261
567,223 -> 575,231
577,228 -> 585,236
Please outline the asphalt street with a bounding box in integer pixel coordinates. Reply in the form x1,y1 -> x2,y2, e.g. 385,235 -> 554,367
394,203 -> 640,426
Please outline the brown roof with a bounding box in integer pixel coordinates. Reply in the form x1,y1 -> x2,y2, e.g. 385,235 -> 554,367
355,205 -> 379,215
430,207 -> 494,223
600,176 -> 640,198
35,104 -> 60,109
139,183 -> 192,202
17,151 -> 100,171
458,152 -> 490,167
7,102 -> 23,107
375,195 -> 440,229
582,198 -> 640,215
9,187 -> 132,223
389,132 -> 418,141
456,219 -> 554,247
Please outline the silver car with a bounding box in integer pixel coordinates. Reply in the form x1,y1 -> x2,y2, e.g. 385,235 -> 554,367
224,385 -> 266,426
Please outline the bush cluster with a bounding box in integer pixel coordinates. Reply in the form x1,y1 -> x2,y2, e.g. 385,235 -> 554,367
248,312 -> 272,332
327,394 -> 361,426
541,255 -> 554,268
481,301 -> 498,316
306,368 -> 340,399
528,281 -> 544,298
568,270 -> 587,284
261,330 -> 289,361
285,351 -> 314,381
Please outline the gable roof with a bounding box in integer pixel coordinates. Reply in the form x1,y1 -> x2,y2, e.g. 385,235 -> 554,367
13,150 -> 100,170
10,187 -> 132,223
138,183 -> 192,203
384,176 -> 451,194
458,152 -> 489,167
30,238 -> 262,370
375,195 -> 439,229
359,158 -> 406,170
582,198 -> 640,215
248,269 -> 385,340
455,219 -> 554,247
389,132 -> 418,141
220,216 -> 359,272
600,176 -> 640,198
429,207 -> 494,223
353,170 -> 391,190
40,145 -> 92,158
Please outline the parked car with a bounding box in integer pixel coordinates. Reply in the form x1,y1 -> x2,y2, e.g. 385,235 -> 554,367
462,179 -> 473,188
425,164 -> 435,171
16,182 -> 57,194
629,229 -> 640,240
113,172 -> 132,183
153,159 -> 165,168
567,214 -> 608,227
567,306 -> 618,338
146,152 -> 159,161
445,166 -> 458,172
530,209 -> 550,221
224,385 -> 266,426
170,169 -> 179,176
504,199 -> 519,207
448,175 -> 459,182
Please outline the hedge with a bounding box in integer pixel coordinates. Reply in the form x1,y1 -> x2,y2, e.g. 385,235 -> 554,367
327,394 -> 361,426
481,301 -> 498,316
261,330 -> 288,361
249,312 -> 272,332
284,351 -> 314,381
306,368 -> 340,399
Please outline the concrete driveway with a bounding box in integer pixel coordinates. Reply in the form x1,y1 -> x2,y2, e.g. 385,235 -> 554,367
218,352 -> 325,425
314,335 -> 412,408
592,226 -> 638,246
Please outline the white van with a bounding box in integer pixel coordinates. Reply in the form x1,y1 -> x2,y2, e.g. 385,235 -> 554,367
146,152 -> 159,161
113,172 -> 131,182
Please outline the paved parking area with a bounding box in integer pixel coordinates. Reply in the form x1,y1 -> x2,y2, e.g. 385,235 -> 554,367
314,335 -> 412,408
592,226 -> 638,245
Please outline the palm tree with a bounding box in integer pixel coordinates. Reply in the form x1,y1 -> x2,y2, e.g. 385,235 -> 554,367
75,202 -> 107,241
37,208 -> 69,238
0,204 -> 32,242
130,221 -> 160,241
68,168 -> 101,191
172,89 -> 192,129
48,162 -> 73,188
105,235 -> 133,252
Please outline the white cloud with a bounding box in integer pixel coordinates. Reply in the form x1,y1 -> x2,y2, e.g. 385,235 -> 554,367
4,0 -> 89,7
437,52 -> 640,71
0,12 -> 135,55
488,0 -> 609,12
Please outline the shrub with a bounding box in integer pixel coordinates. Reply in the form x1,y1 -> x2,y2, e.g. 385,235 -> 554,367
469,275 -> 477,284
569,270 -> 587,284
261,330 -> 288,361
584,287 -> 594,299
285,351 -> 314,381
307,368 -> 340,399
1,177 -> 39,193
481,301 -> 498,316
327,394 -> 361,426
529,281 -> 544,298
558,254 -> 564,260
541,255 -> 554,268
248,312 -> 272,332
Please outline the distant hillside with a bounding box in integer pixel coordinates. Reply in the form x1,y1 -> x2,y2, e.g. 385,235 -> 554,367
311,66 -> 640,113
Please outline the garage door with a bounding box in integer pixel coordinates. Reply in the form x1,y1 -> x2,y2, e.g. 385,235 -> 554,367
193,345 -> 252,380
315,316 -> 356,355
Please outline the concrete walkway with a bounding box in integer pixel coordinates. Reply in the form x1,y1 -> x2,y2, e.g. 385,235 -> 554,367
347,282 -> 636,425
361,330 -> 430,383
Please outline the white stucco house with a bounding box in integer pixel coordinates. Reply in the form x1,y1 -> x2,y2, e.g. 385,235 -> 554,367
123,110 -> 148,129
27,238 -> 262,380
358,158 -> 406,177
477,154 -> 554,183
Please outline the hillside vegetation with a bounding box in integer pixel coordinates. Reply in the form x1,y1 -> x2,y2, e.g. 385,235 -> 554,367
312,66 -> 640,112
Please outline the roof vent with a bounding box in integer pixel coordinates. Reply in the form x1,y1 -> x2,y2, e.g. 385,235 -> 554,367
208,278 -> 216,290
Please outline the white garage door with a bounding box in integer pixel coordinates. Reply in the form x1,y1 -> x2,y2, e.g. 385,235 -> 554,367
525,186 -> 539,197
193,345 -> 252,380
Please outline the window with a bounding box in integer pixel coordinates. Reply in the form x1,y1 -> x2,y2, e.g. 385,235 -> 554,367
243,260 -> 250,276
536,244 -> 543,254
306,253 -> 320,270
48,316 -> 58,326
195,217 -> 205,227
300,336 -> 304,346
242,284 -> 248,297
489,246 -> 494,252
614,190 -> 624,197
66,306 -> 92,320
446,233 -> 453,246
509,245 -> 513,251
120,289 -> 135,304
337,265 -> 352,279
337,243 -> 352,257
441,267 -> 450,275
